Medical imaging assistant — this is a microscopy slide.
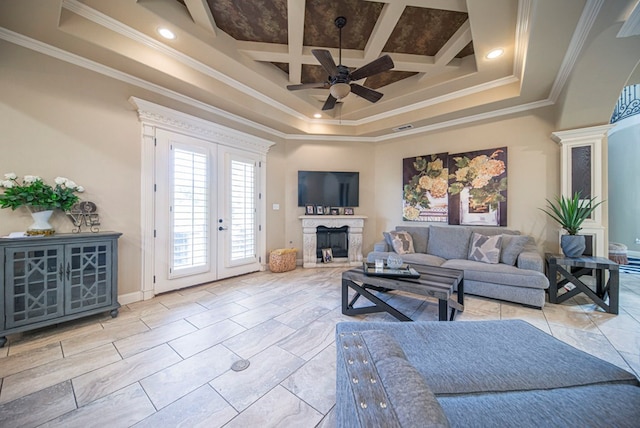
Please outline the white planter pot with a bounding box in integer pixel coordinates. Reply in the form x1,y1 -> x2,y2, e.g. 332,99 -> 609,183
27,209 -> 55,236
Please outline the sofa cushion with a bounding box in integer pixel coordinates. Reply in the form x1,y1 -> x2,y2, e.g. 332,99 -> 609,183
336,329 -> 450,427
442,259 -> 548,289
336,320 -> 639,397
438,384 -> 640,428
398,252 -> 447,267
396,226 -> 429,254
382,231 -> 393,250
501,234 -> 530,265
468,233 -> 502,264
427,226 -> 472,260
389,230 -> 415,254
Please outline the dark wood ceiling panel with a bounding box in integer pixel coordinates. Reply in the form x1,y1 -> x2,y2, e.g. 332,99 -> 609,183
301,64 -> 329,84
384,7 -> 470,57
206,0 -> 288,44
303,0 -> 383,50
271,62 -> 289,75
458,41 -> 474,58
364,70 -> 418,90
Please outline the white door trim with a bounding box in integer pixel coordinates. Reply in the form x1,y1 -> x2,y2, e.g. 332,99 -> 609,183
130,97 -> 274,300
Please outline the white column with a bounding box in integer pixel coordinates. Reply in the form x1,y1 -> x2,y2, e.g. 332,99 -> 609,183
551,125 -> 611,257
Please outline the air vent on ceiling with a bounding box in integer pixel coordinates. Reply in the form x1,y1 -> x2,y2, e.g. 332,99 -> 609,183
392,124 -> 414,132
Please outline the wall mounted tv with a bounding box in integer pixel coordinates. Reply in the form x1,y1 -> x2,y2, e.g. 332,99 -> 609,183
297,171 -> 359,207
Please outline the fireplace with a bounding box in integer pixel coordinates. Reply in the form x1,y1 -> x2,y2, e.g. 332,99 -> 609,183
299,215 -> 366,267
316,226 -> 349,258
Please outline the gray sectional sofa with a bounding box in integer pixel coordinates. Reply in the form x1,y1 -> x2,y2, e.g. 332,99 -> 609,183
336,320 -> 640,427
367,225 -> 549,308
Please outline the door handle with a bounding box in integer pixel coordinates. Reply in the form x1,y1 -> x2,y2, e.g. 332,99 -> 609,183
218,226 -> 228,231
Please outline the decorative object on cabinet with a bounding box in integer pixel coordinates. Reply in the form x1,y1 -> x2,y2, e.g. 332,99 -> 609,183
66,201 -> 100,233
0,232 -> 121,347
0,173 -> 85,235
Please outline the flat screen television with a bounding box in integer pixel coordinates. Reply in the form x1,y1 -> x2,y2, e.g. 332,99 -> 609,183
297,171 -> 359,207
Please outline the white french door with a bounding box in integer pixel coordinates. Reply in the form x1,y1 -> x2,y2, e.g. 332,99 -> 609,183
154,129 -> 261,294
216,150 -> 260,279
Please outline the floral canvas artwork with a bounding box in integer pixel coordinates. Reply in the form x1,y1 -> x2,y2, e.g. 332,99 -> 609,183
448,147 -> 507,226
402,147 -> 507,226
402,153 -> 449,222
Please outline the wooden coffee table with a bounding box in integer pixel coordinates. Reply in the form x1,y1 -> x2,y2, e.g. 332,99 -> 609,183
341,264 -> 464,321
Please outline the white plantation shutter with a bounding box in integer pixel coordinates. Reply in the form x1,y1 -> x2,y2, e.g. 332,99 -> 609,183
171,147 -> 209,274
230,159 -> 255,262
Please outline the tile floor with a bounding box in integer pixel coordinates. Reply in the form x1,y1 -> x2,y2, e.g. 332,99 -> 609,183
1,267 -> 639,427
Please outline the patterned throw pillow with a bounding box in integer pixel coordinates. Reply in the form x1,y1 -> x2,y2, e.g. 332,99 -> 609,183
468,233 -> 502,264
389,231 -> 415,255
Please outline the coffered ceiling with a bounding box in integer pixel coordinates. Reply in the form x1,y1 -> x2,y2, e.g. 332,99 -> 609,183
0,0 -> 624,139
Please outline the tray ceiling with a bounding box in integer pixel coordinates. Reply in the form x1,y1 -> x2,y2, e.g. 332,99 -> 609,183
0,0 -> 604,139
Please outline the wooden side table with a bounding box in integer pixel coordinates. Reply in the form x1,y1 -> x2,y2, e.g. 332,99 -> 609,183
545,253 -> 619,314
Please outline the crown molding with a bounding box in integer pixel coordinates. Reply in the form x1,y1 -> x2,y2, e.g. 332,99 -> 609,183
61,0 -> 308,123
514,0 -> 534,82
618,0 -> 640,38
548,0 -> 605,102
0,26 -> 288,141
129,97 -> 275,154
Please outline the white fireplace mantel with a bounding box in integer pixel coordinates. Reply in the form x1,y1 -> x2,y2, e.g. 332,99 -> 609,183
299,215 -> 367,268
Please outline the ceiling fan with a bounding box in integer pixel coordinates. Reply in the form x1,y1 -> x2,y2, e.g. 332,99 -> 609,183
287,16 -> 395,111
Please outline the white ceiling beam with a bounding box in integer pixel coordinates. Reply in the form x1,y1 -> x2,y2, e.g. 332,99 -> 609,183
287,0 -> 305,83
364,2 -> 405,60
368,0 -> 467,13
237,42 -> 465,74
420,19 -> 471,81
183,0 -> 217,36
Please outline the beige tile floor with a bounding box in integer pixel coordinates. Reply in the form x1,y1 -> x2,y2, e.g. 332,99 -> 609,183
1,267 -> 639,427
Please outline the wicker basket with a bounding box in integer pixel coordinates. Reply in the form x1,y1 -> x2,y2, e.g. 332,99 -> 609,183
269,248 -> 297,273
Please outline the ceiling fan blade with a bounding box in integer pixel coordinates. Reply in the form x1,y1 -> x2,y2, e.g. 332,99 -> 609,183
312,49 -> 339,77
349,55 -> 395,81
322,94 -> 338,110
287,82 -> 329,91
350,84 -> 384,103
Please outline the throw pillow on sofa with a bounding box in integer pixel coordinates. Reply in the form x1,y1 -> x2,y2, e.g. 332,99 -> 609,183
468,233 -> 502,264
427,226 -> 472,260
389,231 -> 415,254
500,234 -> 530,265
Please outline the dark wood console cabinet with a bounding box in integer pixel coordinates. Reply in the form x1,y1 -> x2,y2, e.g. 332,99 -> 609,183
0,232 -> 122,347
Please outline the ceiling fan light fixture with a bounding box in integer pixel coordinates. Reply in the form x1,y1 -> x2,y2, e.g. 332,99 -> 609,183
330,83 -> 351,100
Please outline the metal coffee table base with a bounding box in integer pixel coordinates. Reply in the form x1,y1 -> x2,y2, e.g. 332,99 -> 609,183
341,267 -> 464,321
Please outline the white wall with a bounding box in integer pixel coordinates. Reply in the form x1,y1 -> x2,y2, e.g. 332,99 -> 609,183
371,108 -> 561,252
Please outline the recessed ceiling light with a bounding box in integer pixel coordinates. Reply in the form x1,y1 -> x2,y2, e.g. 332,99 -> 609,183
486,48 -> 504,59
313,113 -> 322,118
158,28 -> 176,40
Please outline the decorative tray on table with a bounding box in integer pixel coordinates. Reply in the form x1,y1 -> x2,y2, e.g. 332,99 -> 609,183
362,262 -> 421,279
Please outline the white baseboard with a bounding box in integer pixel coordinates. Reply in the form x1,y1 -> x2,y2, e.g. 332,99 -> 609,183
118,291 -> 144,305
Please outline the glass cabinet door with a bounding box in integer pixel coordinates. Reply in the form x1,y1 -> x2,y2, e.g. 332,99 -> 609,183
65,242 -> 112,314
5,245 -> 65,328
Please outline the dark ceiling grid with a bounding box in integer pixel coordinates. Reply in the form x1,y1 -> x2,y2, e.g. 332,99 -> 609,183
206,0 -> 288,44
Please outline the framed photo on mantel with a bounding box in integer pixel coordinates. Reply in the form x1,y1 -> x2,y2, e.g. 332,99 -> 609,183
344,207 -> 354,215
316,205 -> 325,215
305,205 -> 315,215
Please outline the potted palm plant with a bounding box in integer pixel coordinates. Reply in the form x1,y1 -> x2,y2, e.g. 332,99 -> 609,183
540,192 -> 604,257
